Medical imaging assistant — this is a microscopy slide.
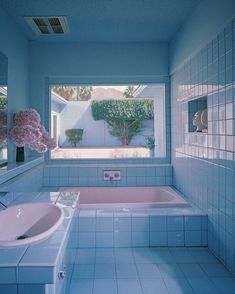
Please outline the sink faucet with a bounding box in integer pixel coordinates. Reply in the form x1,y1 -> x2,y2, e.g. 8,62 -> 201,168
0,201 -> 7,209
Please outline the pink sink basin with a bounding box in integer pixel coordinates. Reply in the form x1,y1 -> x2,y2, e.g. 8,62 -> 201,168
0,203 -> 64,247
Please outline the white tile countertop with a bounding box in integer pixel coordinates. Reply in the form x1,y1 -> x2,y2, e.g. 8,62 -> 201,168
0,191 -> 79,284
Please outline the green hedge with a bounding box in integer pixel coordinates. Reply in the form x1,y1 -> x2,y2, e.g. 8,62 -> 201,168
65,129 -> 83,147
91,99 -> 154,145
0,96 -> 7,110
91,99 -> 154,121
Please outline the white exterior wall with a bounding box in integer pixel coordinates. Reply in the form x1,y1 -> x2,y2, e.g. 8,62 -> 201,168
58,101 -> 154,147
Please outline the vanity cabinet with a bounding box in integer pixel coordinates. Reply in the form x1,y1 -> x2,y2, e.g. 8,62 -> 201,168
0,191 -> 79,294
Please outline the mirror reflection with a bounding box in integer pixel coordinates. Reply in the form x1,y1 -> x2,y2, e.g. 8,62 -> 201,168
0,52 -> 8,167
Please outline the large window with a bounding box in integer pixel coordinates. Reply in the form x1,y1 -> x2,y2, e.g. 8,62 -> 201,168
50,84 -> 166,159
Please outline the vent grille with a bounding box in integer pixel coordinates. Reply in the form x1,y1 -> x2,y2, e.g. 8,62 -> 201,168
25,16 -> 69,35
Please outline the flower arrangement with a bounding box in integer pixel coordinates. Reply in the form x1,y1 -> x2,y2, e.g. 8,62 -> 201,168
10,109 -> 56,153
0,110 -> 7,146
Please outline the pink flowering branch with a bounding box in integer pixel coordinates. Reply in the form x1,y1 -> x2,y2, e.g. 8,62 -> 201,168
10,108 -> 56,153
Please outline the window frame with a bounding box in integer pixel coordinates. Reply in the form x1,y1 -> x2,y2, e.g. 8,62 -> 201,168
45,76 -> 170,164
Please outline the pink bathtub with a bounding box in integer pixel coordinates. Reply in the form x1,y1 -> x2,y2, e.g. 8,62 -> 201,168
60,186 -> 189,208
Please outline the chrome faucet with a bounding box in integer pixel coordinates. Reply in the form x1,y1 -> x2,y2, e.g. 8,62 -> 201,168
0,201 -> 7,209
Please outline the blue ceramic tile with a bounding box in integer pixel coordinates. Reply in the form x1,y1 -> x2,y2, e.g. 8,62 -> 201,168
185,216 -> 202,230
187,277 -> 219,294
210,277 -> 235,293
0,267 -> 17,283
201,231 -> 208,246
178,264 -> 206,278
18,267 -> 54,284
18,284 -> 45,294
168,232 -> 184,246
200,263 -> 232,277
96,232 -> 114,247
132,217 -> 149,231
75,249 -> 96,265
78,232 -> 96,248
133,248 -> 154,264
167,217 -> 184,231
132,232 -> 150,247
185,231 -> 202,246
114,217 -> 131,231
69,279 -> 93,294
72,265 -> 95,279
114,231 -> 132,247
141,278 -> 168,294
0,247 -> 27,266
79,217 -> 96,232
118,279 -> 142,294
67,234 -> 79,252
96,217 -> 113,232
19,244 -> 61,266
150,216 -> 167,231
170,249 -> 196,263
136,263 -> 161,278
95,263 -> 116,278
79,210 -> 96,218
93,279 -> 117,294
95,249 -> 115,264
201,216 -> 208,230
150,248 -> 175,264
116,263 -> 138,278
158,263 -> 184,278
114,248 -> 135,264
0,285 -> 17,294
164,278 -> 194,294
150,232 -> 167,246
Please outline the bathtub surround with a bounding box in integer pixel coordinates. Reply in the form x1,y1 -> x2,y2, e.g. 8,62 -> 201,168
171,17 -> 235,273
76,208 -> 207,248
43,164 -> 172,187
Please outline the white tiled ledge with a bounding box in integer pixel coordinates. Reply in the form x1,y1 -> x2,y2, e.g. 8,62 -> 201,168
0,157 -> 44,185
45,163 -> 172,168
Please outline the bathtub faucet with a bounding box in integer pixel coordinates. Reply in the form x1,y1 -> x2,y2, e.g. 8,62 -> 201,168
103,170 -> 121,181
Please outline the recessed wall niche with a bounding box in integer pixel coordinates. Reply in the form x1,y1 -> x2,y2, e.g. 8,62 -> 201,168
188,96 -> 208,133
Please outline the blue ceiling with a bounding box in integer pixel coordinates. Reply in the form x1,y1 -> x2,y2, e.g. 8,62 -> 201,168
1,0 -> 202,42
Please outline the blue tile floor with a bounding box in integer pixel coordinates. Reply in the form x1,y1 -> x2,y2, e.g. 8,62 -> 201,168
68,247 -> 235,294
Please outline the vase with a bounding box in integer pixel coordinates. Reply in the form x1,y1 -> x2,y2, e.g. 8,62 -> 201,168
16,146 -> 24,162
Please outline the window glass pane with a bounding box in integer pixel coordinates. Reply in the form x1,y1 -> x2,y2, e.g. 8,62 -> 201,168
50,84 -> 165,159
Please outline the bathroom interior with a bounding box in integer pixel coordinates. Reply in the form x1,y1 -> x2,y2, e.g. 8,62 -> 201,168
0,0 -> 235,293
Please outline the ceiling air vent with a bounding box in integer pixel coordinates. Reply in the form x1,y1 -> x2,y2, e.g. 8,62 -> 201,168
24,16 -> 69,35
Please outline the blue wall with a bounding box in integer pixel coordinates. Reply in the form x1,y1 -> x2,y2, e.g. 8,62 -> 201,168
171,3 -> 235,273
170,0 -> 235,74
29,42 -> 169,115
0,8 -> 30,162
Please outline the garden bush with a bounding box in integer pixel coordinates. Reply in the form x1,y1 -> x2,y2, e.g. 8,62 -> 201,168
65,129 -> 83,147
91,99 -> 154,145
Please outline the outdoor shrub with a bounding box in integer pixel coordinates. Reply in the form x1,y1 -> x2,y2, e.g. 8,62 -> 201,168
91,99 -> 154,145
0,96 -> 7,110
65,129 -> 83,147
91,99 -> 154,120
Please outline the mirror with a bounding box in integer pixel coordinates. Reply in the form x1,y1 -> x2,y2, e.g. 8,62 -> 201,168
0,52 -> 8,167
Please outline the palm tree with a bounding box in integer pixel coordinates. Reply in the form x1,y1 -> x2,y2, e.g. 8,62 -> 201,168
123,86 -> 135,98
78,86 -> 93,101
52,86 -> 76,101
